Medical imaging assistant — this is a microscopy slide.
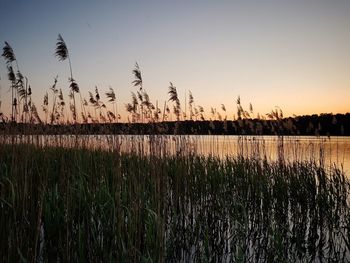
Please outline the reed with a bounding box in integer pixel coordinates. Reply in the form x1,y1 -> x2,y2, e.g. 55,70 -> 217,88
55,34 -> 86,123
0,135 -> 349,262
0,37 -> 349,262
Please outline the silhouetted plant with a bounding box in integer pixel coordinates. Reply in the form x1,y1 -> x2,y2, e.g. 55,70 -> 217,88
132,92 -> 140,121
249,103 -> 254,118
198,105 -> 205,121
163,104 -> 170,121
154,101 -> 161,122
137,90 -> 144,122
221,104 -> 227,120
125,92 -> 139,122
211,107 -> 216,120
236,96 -> 243,120
49,76 -> 58,124
168,82 -> 181,121
142,91 -> 154,122
0,77 -> 2,116
2,42 -> 21,122
188,91 -> 194,120
55,34 -> 85,122
42,92 -> 49,123
26,84 -> 33,123
16,71 -> 26,122
88,91 -> 97,122
5,66 -> 16,121
266,107 -> 283,121
57,89 -> 66,123
2,42 -> 16,65
22,77 -> 31,123
132,62 -> 143,90
105,87 -> 117,123
89,87 -> 106,122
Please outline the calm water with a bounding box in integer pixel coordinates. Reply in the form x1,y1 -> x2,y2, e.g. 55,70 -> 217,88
3,135 -> 350,175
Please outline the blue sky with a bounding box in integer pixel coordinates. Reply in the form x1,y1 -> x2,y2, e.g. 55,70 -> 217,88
1,0 -> 349,120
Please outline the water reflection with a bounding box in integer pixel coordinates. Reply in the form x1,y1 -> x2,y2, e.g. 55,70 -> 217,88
2,134 -> 350,174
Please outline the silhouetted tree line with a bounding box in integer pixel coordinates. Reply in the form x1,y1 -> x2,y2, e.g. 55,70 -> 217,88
0,113 -> 349,136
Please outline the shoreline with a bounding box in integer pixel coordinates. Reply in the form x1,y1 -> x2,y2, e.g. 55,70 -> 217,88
0,113 -> 349,136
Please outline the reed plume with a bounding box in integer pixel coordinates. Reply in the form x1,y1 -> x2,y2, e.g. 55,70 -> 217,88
132,62 -> 143,90
189,91 -> 194,120
2,42 -> 16,65
42,92 -> 49,123
55,34 -> 86,122
50,76 -> 58,124
106,87 -> 117,123
2,42 -> 20,122
168,82 -> 181,121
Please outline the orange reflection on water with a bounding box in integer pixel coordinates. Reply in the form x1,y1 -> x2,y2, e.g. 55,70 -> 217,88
2,135 -> 350,176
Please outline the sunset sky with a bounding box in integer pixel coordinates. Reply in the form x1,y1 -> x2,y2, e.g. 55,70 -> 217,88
0,0 -> 349,121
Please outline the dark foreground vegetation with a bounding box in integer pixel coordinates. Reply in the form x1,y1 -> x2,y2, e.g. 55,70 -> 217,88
1,143 -> 349,262
0,113 -> 349,136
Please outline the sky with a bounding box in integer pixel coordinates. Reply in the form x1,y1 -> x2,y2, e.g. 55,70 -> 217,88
0,0 -> 349,121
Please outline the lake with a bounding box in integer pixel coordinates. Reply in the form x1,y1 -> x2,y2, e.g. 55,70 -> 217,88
3,134 -> 350,175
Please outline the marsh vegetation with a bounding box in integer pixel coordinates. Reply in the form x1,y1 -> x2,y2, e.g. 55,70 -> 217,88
1,37 -> 350,262
0,135 -> 350,262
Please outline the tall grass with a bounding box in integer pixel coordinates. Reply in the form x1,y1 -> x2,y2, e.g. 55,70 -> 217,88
0,136 -> 349,262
